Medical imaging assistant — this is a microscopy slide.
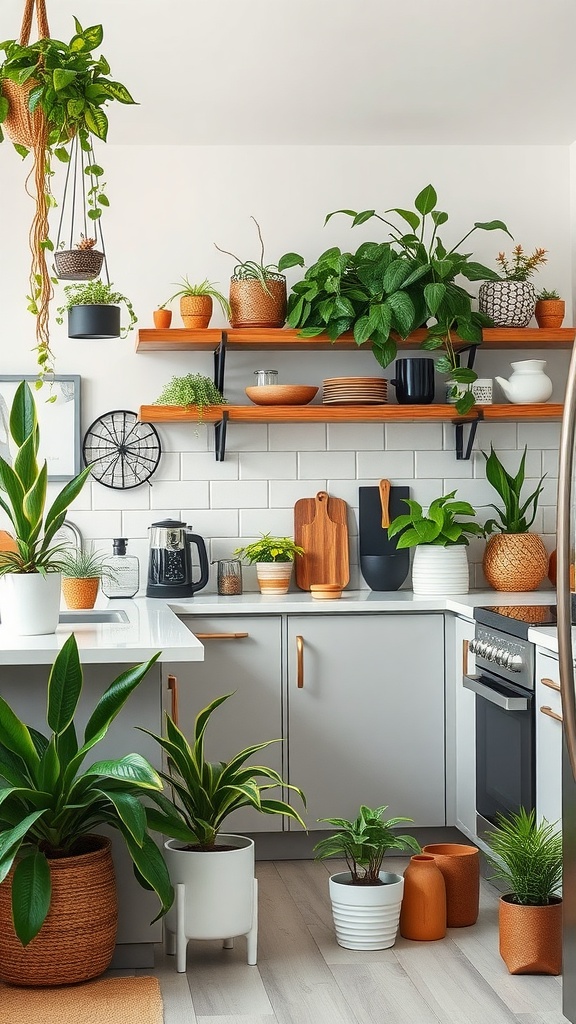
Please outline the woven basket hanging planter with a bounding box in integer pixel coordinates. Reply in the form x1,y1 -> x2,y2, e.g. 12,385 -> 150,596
229,274 -> 287,328
0,834 -> 118,987
54,246 -> 104,281
483,532 -> 549,592
1,76 -> 44,148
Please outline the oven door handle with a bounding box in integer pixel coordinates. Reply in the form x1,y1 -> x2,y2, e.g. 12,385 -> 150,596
463,674 -> 530,711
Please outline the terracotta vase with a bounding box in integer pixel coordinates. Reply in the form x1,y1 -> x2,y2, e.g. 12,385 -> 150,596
535,299 -> 565,329
422,843 -> 480,927
483,532 -> 549,592
499,895 -> 562,975
180,294 -> 213,329
399,855 -> 447,941
153,308 -> 172,329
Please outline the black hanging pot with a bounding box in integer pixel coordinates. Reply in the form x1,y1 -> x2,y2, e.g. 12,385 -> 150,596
68,304 -> 121,339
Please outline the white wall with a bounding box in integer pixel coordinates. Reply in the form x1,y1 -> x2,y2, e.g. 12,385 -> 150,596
0,144 -> 571,591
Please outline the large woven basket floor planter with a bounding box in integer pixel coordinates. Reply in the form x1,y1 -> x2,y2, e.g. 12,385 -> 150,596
499,896 -> 562,975
329,871 -> 404,950
229,276 -> 287,328
483,533 -> 548,592
0,835 -> 117,987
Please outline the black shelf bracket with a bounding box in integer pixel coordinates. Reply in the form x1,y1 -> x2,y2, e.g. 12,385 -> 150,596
214,410 -> 229,462
453,409 -> 483,461
214,331 -> 227,395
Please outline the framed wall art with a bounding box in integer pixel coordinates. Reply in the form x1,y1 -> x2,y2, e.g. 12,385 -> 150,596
0,375 -> 81,480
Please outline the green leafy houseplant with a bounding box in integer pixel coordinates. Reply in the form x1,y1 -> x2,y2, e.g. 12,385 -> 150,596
0,632 -> 173,945
387,491 -> 483,548
482,445 -> 546,535
0,380 -> 91,574
153,374 -> 226,423
215,216 -> 304,291
234,533 -> 305,564
55,279 -> 138,338
486,807 -> 562,906
313,804 -> 420,884
141,692 -> 306,849
495,246 -> 548,282
286,184 -> 512,414
164,277 -> 231,319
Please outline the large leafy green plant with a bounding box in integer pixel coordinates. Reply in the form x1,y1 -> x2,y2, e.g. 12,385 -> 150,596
0,633 -> 173,945
486,807 -> 562,906
142,692 -> 306,849
387,491 -> 483,548
313,804 -> 420,884
0,380 -> 91,574
482,445 -> 546,535
287,184 -> 512,414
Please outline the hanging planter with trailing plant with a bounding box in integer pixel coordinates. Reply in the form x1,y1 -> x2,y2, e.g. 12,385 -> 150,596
0,1 -> 136,376
56,280 -> 138,340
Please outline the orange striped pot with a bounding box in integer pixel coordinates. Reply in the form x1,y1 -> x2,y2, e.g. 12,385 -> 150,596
256,562 -> 293,595
499,895 -> 562,975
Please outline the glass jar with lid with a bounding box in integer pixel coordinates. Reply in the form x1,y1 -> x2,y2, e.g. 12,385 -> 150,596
253,370 -> 279,386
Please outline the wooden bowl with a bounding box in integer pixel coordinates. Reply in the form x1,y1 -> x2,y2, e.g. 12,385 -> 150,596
245,385 -> 318,406
310,583 -> 343,600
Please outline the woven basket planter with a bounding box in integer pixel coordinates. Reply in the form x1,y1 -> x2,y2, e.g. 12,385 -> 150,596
229,275 -> 287,328
1,78 -> 45,148
478,281 -> 536,328
483,532 -> 549,592
54,248 -> 104,281
0,834 -> 117,986
62,576 -> 100,610
535,299 -> 565,329
180,295 -> 213,329
499,896 -> 562,975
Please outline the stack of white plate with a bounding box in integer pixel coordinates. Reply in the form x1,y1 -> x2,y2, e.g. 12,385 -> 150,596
322,377 -> 388,405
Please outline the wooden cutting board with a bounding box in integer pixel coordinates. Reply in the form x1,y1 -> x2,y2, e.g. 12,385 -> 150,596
294,491 -> 350,590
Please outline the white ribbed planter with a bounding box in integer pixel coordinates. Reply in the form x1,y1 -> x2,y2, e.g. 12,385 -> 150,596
0,572 -> 62,635
256,561 -> 293,595
328,871 -> 404,950
411,546 -> 469,595
164,835 -> 258,971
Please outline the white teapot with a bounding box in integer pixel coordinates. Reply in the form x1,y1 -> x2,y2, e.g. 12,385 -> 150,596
495,359 -> 553,404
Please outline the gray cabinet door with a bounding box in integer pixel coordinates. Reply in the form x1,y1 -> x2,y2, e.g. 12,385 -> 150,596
287,613 -> 445,829
169,615 -> 283,833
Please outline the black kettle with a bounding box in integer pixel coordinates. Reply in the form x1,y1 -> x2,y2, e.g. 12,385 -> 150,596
146,518 -> 209,598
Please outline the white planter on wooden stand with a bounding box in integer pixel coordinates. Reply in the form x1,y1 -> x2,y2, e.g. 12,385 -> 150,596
164,835 -> 258,972
411,546 -> 469,595
328,871 -> 404,950
0,572 -> 62,635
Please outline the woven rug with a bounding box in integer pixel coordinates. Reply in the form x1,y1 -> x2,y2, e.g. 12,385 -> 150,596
0,976 -> 163,1024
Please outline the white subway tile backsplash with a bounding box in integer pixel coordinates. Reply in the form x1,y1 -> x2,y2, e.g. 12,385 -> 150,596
518,422 -> 561,449
152,452 -> 181,481
444,477 -> 502,511
240,508 -> 294,536
542,448 -> 560,477
211,480 -> 268,508
386,423 -> 443,451
472,447 -> 541,480
158,423 -> 210,453
151,480 -> 209,509
181,452 -> 239,481
539,477 -> 559,507
357,450 -> 413,478
269,423 -> 326,451
415,450 -> 473,479
475,422 -> 518,450
327,423 -> 384,451
68,511 -> 122,540
543,506 -> 557,534
180,509 -> 239,537
225,424 -> 269,452
239,451 -> 297,480
269,480 -> 327,507
298,451 -> 356,479
92,483 -> 151,511
122,509 -> 174,538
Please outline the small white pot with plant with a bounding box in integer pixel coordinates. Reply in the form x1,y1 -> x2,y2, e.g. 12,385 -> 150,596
143,692 -> 306,971
0,382 -> 91,635
234,533 -> 305,594
163,277 -> 231,329
387,492 -> 482,595
313,804 -> 420,950
56,279 -> 138,340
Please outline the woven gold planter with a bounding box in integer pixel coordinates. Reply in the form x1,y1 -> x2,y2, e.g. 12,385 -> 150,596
1,78 -> 45,149
229,276 -> 287,328
483,533 -> 549,592
62,576 -> 100,610
0,835 -> 117,986
180,294 -> 213,328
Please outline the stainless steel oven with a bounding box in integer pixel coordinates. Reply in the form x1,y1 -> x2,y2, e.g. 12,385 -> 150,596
466,609 -> 538,839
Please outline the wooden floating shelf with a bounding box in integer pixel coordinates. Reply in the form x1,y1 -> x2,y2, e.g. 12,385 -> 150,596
136,326 -> 576,352
139,403 -> 564,425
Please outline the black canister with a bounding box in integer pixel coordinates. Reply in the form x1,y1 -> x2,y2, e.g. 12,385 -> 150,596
391,358 -> 435,404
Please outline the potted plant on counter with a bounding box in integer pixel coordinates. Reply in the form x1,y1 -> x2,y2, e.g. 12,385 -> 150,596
481,445 -> 548,591
387,491 -> 483,595
142,692 -> 306,971
535,288 -> 565,329
313,804 -> 420,950
234,533 -> 305,594
486,808 -> 562,975
478,245 -> 548,328
56,279 -> 138,339
0,633 -> 173,986
0,380 -> 92,635
163,277 -> 231,329
60,544 -> 114,610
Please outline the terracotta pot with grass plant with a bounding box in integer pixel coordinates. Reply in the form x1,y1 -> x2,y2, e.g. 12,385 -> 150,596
60,545 -> 114,609
165,277 -> 231,329
234,534 -> 304,594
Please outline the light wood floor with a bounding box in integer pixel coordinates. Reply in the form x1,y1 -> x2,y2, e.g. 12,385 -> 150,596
111,857 -> 567,1024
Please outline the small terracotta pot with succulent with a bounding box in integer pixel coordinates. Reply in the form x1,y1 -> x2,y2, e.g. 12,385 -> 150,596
535,288 -> 565,329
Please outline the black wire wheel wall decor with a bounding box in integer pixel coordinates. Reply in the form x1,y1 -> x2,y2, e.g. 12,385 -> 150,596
82,411 -> 162,489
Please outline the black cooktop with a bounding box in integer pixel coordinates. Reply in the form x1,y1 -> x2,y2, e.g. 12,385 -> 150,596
474,604 -> 557,639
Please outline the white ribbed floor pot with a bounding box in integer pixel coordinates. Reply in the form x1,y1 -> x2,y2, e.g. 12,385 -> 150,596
411,545 -> 469,595
328,871 -> 404,950
0,572 -> 62,635
164,836 -> 258,971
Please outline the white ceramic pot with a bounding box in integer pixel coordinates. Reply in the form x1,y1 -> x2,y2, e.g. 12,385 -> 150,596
0,572 -> 61,635
495,359 -> 553,404
164,835 -> 258,971
328,871 -> 404,950
256,561 -> 293,595
412,546 -> 469,595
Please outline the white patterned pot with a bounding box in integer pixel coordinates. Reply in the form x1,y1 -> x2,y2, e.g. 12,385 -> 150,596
256,561 -> 293,595
478,281 -> 536,328
412,546 -> 469,595
0,572 -> 62,635
328,871 -> 404,950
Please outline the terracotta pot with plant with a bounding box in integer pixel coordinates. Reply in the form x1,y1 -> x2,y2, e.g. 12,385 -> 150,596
142,691 -> 306,971
387,491 -> 483,596
478,245 -> 548,328
153,304 -> 172,329
486,808 -> 562,975
0,633 -> 173,986
234,533 -> 305,594
313,804 -> 420,950
481,445 -> 548,591
60,545 -> 114,609
56,279 -> 138,340
535,288 -> 565,329
165,277 -> 231,329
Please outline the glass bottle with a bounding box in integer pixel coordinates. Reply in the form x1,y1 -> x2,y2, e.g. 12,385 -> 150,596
102,538 -> 140,599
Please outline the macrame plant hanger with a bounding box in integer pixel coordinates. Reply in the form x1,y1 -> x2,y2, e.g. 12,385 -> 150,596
53,135 -> 110,283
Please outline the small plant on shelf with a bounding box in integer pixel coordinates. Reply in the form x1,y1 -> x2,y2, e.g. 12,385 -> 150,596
313,804 -> 420,884
153,374 -> 226,417
495,245 -> 548,281
164,277 -> 231,322
535,288 -> 565,329
234,534 -> 304,563
536,288 -> 560,301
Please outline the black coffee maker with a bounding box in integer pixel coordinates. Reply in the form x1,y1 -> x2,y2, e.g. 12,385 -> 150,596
146,518 -> 209,598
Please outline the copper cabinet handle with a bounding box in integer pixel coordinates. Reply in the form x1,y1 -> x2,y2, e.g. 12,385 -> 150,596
462,638 -> 470,676
194,632 -> 249,639
296,635 -> 304,688
541,676 -> 561,693
540,705 -> 563,723
167,674 -> 179,726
